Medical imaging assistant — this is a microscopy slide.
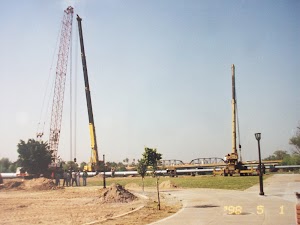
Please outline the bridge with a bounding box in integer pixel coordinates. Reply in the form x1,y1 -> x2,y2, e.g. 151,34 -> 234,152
159,158 -> 282,170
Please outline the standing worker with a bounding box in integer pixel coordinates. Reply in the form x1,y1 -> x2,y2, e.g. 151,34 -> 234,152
67,170 -> 71,186
82,170 -> 88,186
76,170 -> 81,186
55,172 -> 61,186
62,170 -> 68,187
71,171 -> 77,186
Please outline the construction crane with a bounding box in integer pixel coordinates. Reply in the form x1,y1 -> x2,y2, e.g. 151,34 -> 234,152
76,15 -> 100,172
222,64 -> 240,175
48,6 -> 74,163
216,64 -> 255,176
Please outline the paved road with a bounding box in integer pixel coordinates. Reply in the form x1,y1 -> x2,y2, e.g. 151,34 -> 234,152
150,174 -> 299,225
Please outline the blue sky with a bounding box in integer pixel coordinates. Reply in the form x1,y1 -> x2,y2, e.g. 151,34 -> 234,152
0,0 -> 299,164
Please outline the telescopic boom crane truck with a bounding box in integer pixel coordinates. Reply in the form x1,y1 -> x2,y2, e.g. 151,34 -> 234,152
77,15 -> 101,172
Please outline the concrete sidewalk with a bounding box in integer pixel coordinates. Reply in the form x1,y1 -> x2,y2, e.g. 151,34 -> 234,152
149,174 -> 299,225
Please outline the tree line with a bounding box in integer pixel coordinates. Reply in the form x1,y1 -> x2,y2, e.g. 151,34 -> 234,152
263,126 -> 300,165
1,124 -> 300,174
0,139 -> 133,174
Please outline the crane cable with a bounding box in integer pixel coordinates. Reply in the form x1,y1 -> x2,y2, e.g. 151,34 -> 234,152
70,14 -> 79,162
74,21 -> 78,162
69,12 -> 80,162
36,24 -> 62,139
235,91 -> 242,162
70,17 -> 73,162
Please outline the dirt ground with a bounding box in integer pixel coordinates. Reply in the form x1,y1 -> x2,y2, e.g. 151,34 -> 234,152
0,178 -> 181,225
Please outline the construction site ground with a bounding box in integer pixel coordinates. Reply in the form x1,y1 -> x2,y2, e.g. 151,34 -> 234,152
0,178 -> 181,225
1,174 -> 299,225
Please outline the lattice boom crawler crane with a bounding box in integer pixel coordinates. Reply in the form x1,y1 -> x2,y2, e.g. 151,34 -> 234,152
49,6 -> 74,165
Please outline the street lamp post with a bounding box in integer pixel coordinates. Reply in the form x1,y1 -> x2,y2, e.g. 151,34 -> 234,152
255,133 -> 264,196
103,154 -> 106,189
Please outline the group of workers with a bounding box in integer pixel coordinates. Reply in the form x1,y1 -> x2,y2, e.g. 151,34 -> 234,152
53,169 -> 88,187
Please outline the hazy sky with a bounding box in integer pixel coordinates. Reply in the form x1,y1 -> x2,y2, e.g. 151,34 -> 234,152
0,0 -> 299,164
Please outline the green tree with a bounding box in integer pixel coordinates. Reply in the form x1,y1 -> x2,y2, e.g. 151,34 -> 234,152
282,154 -> 300,165
290,126 -> 300,155
80,162 -> 87,171
142,147 -> 162,210
0,158 -> 12,172
116,162 -> 127,171
264,150 -> 289,160
123,158 -> 129,166
8,162 -> 18,173
264,149 -> 300,167
17,139 -> 52,175
142,147 -> 162,172
136,159 -> 147,192
62,161 -> 79,171
131,158 -> 136,166
105,162 -> 115,171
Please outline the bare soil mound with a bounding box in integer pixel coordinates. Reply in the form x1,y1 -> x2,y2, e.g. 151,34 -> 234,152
2,180 -> 23,189
159,180 -> 178,189
1,178 -> 60,191
99,183 -> 137,203
24,178 -> 59,190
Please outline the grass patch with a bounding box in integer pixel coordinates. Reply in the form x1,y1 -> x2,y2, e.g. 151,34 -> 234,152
86,174 -> 271,191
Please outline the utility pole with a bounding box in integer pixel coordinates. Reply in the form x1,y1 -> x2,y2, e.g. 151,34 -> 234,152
255,133 -> 264,196
103,154 -> 106,188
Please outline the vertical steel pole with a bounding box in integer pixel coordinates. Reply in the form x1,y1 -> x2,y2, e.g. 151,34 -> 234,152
231,64 -> 237,155
257,139 -> 264,195
103,154 -> 106,188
